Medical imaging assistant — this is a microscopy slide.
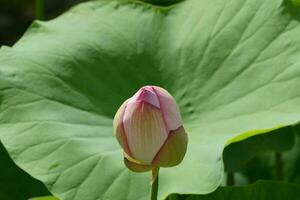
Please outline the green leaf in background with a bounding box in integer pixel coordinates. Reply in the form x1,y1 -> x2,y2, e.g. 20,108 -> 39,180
284,127 -> 300,183
240,128 -> 300,184
166,181 -> 300,200
223,126 -> 294,172
0,142 -> 50,200
1,0 -> 300,199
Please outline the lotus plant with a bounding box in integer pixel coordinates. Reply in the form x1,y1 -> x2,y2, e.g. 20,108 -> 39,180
113,86 -> 188,200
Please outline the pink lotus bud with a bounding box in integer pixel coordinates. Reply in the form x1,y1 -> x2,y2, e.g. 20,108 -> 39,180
113,86 -> 188,172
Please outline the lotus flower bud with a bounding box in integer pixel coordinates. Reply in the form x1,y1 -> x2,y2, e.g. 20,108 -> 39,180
113,86 -> 188,172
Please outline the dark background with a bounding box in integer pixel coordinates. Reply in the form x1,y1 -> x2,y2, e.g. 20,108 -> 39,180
0,0 -> 87,46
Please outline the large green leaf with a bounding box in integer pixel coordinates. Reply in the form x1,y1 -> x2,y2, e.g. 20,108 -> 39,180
1,0 -> 300,199
166,181 -> 300,200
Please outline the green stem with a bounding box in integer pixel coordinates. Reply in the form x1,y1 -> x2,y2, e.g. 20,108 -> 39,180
151,170 -> 159,200
35,0 -> 44,20
227,172 -> 235,186
275,152 -> 283,181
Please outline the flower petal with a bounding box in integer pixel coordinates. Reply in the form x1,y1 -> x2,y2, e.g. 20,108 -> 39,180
131,86 -> 160,108
152,126 -> 188,167
152,86 -> 182,132
113,100 -> 133,157
124,156 -> 153,172
123,101 -> 168,164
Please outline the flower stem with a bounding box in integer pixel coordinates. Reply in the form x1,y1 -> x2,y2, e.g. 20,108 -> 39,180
151,169 -> 159,200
